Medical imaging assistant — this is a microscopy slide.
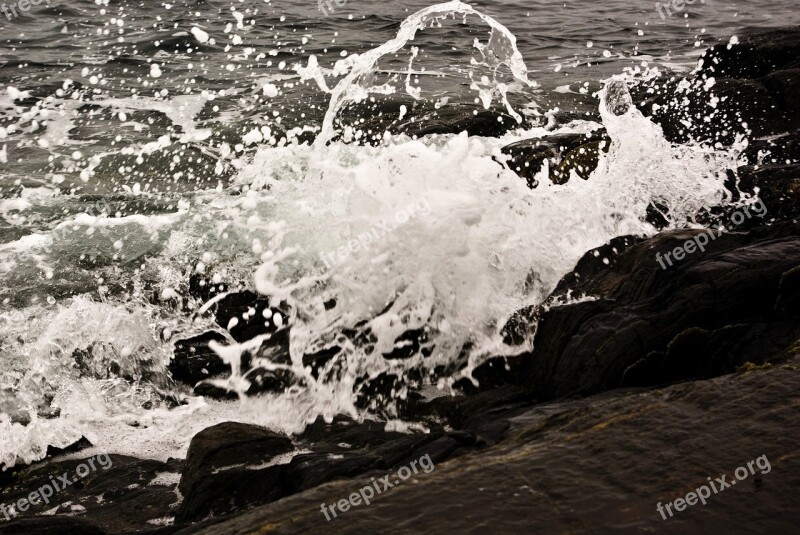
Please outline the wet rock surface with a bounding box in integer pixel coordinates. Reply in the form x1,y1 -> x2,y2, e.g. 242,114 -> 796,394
169,331 -> 230,387
5,354 -> 798,533
174,357 -> 800,535
631,28 -> 800,145
0,455 -> 183,533
173,416 -> 493,524
516,221 -> 800,400
167,290 -> 294,400
499,129 -> 610,186
346,99 -> 531,143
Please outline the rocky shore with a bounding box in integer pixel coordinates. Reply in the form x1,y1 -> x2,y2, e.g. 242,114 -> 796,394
2,27 -> 799,535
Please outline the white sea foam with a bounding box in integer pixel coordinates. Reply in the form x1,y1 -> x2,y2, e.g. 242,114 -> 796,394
0,2 -> 746,469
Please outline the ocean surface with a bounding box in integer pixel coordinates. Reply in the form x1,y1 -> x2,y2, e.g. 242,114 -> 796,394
1,0 -> 798,468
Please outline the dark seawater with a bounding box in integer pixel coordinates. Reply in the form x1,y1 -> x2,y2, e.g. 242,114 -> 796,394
2,0 -> 798,190
0,0 -> 797,467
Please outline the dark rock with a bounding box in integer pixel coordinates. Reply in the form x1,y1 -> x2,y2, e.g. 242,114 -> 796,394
499,141 -> 556,188
295,415 -> 404,449
517,222 -> 800,399
381,328 -> 430,360
45,436 -> 94,458
741,131 -> 800,166
452,356 -> 522,395
192,381 -> 239,400
0,455 -> 182,533
763,68 -> 800,130
737,164 -> 800,221
169,331 -> 230,386
244,367 -> 297,396
175,422 -> 295,522
500,305 -> 538,346
697,27 -> 800,80
211,291 -> 285,343
176,289 -> 295,400
301,345 -> 341,380
778,264 -> 800,313
403,109 -> 520,138
0,517 -> 107,535
351,373 -> 424,417
188,272 -> 230,303
178,422 -> 294,497
631,28 -> 800,144
343,98 -> 530,144
499,129 -> 610,186
631,76 -> 789,144
551,138 -> 610,183
186,328 -> 295,400
175,415 -> 489,524
175,462 -> 286,524
0,435 -> 94,485
187,357 -> 800,534
549,234 -> 645,297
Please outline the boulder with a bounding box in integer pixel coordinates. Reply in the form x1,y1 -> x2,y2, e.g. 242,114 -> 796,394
210,291 -> 286,344
342,98 -> 530,144
178,422 -> 294,497
175,416 -> 488,524
172,290 -> 295,400
514,222 -> 800,399
696,27 -> 800,79
737,164 -> 800,221
0,517 -> 107,535
631,27 -> 800,144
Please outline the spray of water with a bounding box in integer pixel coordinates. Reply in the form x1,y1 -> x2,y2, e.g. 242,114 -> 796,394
313,0 -> 536,147
0,3 -> 745,468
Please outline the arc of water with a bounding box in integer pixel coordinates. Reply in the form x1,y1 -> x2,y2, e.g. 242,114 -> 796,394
313,0 -> 536,148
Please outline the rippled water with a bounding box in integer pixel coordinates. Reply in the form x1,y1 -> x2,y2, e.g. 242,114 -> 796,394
0,0 -> 796,468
